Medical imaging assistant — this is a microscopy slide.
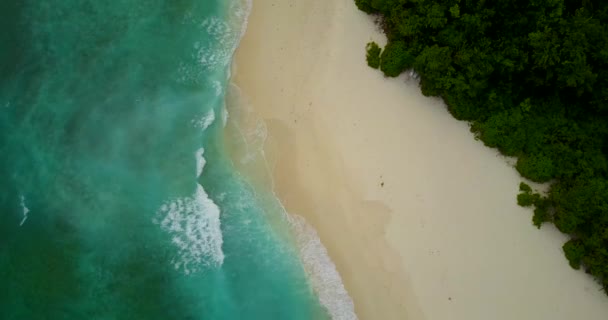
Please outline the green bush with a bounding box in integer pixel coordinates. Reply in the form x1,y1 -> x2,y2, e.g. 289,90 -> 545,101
532,206 -> 549,228
517,192 -> 537,207
473,109 -> 527,156
517,183 -> 550,228
379,41 -> 414,77
516,154 -> 555,183
519,182 -> 532,193
563,240 -> 585,270
354,0 -> 375,13
366,42 -> 381,69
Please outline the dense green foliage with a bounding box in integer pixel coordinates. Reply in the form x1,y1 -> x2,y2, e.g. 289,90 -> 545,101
356,0 -> 608,293
380,41 -> 415,76
366,42 -> 382,69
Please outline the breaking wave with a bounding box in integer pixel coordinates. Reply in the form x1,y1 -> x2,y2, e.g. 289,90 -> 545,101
226,82 -> 358,319
153,179 -> 224,274
289,215 -> 358,320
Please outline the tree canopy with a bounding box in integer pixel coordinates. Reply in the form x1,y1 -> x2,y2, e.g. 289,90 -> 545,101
356,0 -> 608,293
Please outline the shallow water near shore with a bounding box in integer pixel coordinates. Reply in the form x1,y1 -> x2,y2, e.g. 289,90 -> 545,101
0,1 -> 337,318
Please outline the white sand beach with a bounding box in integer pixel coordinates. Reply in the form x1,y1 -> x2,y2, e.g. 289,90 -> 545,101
229,0 -> 608,319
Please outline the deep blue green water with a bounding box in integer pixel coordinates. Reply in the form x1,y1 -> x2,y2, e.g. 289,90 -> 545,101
0,1 -> 344,319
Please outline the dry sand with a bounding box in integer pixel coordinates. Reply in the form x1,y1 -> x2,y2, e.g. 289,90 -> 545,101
229,0 -> 608,319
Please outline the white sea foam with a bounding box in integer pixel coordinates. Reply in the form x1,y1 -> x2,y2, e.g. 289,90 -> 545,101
201,0 -> 251,70
197,0 -> 250,71
154,186 -> 224,274
230,0 -> 253,44
222,105 -> 229,127
195,147 -> 206,177
177,0 -> 250,86
192,109 -> 216,131
197,17 -> 233,69
212,80 -> 223,96
220,0 -> 251,129
153,149 -> 224,274
19,194 -> 29,226
288,214 -> 358,320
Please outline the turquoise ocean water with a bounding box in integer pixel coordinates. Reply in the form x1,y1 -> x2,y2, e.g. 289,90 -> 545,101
0,1 -> 354,319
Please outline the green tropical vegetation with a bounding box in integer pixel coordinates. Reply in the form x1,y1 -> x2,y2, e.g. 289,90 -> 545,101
355,0 -> 608,293
366,41 -> 382,68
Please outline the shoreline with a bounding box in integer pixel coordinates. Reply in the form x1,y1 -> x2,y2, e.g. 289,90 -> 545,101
229,0 -> 608,319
